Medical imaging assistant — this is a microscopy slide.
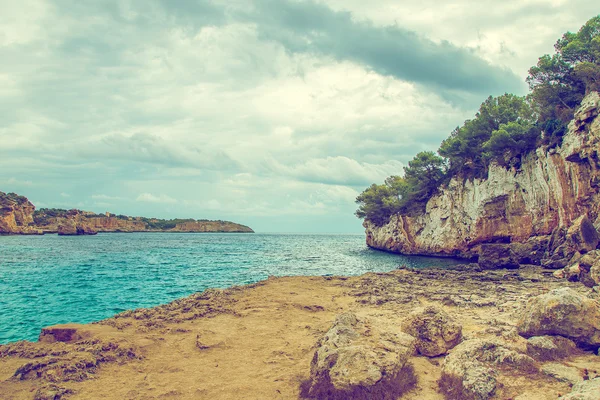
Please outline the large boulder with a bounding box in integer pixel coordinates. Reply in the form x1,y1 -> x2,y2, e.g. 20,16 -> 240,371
402,306 -> 462,357
478,244 -> 520,270
567,215 -> 599,253
301,312 -> 417,399
511,236 -> 550,265
440,339 -> 538,400
526,336 -> 577,361
57,222 -> 78,236
559,377 -> 600,400
517,288 -> 600,349
57,222 -> 97,236
543,216 -> 600,269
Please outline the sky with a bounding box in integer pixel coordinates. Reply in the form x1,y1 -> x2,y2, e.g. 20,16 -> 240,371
1,1 -> 597,233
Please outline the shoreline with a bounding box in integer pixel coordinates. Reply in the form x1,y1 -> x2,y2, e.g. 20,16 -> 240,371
1,265 -> 598,399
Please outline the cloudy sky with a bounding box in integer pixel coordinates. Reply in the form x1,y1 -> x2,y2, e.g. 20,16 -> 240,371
1,1 -> 597,232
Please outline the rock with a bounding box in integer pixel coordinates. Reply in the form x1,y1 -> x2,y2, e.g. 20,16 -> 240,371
512,236 -> 550,265
57,222 -> 78,236
517,288 -> 600,348
38,324 -> 101,344
553,269 -> 566,279
0,191 -> 42,234
478,244 -> 520,270
439,339 -> 538,400
402,306 -> 462,356
565,264 -> 584,282
574,91 -> 600,129
301,312 -> 417,399
554,250 -> 600,286
541,363 -> 583,385
559,377 -> 600,399
578,250 -> 600,268
567,215 -> 599,253
526,336 -> 577,361
591,259 -> 600,286
33,384 -> 73,400
57,223 -> 97,236
541,216 -> 598,270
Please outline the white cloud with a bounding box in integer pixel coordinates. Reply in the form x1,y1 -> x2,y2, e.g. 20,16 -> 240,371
136,193 -> 178,204
91,194 -> 122,201
6,177 -> 33,186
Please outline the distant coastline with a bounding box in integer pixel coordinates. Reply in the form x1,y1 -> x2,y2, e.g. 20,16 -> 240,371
0,191 -> 254,235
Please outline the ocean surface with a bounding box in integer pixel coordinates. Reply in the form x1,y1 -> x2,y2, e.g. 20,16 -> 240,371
0,233 -> 461,344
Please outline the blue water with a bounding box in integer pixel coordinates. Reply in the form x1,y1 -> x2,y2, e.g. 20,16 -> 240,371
0,233 -> 460,344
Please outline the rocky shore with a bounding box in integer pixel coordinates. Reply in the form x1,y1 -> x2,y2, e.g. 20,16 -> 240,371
1,265 -> 599,399
0,193 -> 253,235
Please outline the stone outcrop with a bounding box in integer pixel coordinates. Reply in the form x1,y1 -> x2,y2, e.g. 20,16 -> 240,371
478,244 -> 519,270
301,312 -> 417,399
401,306 -> 462,356
517,288 -> 600,349
541,363 -> 583,385
57,221 -> 97,236
526,336 -> 577,361
439,339 -> 538,400
0,192 -> 42,235
365,92 -> 600,265
559,378 -> 600,400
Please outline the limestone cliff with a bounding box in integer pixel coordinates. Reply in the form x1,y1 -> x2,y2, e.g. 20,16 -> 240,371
365,92 -> 600,260
0,194 -> 254,235
0,192 -> 42,235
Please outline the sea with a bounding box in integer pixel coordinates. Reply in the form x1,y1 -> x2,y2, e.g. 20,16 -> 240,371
0,232 -> 461,344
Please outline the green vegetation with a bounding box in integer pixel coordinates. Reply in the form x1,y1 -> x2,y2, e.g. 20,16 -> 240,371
33,208 -> 71,225
356,15 -> 600,226
528,15 -> 600,146
136,217 -> 195,230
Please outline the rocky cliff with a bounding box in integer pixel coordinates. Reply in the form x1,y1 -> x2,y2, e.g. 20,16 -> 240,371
365,92 -> 600,263
0,193 -> 253,235
0,192 -> 42,235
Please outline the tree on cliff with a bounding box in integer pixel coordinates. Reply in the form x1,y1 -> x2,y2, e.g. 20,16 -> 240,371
355,15 -> 599,226
355,177 -> 404,226
402,151 -> 446,203
439,94 -> 538,174
355,153 -> 446,225
528,15 -> 600,144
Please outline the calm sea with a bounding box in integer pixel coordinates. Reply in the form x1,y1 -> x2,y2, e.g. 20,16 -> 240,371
0,233 -> 460,344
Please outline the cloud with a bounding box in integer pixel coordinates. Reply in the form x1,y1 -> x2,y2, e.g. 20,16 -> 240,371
246,0 -> 524,96
265,156 -> 404,186
0,0 -> 595,232
6,178 -> 33,187
91,194 -> 122,201
136,193 -> 178,204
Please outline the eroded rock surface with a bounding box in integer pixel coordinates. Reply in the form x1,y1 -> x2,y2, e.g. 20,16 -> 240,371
301,312 -> 417,399
526,336 -> 577,361
402,306 -> 462,356
440,339 -> 538,400
517,288 -> 600,348
559,377 -> 600,399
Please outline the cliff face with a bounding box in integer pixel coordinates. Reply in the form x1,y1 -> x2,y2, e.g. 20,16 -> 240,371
0,195 -> 254,235
0,192 -> 42,235
365,92 -> 600,259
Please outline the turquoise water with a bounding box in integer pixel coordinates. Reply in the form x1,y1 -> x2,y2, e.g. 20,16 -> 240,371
0,233 -> 460,344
